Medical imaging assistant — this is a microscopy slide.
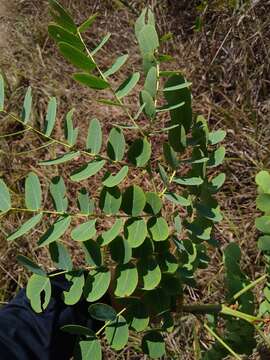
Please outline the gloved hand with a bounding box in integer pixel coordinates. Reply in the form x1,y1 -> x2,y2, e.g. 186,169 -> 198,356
0,273 -> 109,360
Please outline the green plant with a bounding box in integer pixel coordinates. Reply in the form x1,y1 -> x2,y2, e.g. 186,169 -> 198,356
0,1 -> 268,358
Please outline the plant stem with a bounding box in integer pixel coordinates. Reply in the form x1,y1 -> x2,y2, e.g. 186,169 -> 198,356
159,170 -> 176,197
204,323 -> 242,360
232,274 -> 267,301
95,307 -> 126,336
182,304 -> 222,314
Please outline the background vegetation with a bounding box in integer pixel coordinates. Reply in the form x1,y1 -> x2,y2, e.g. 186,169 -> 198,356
0,0 -> 269,358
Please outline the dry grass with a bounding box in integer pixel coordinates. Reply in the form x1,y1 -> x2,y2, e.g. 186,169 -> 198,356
0,0 -> 270,358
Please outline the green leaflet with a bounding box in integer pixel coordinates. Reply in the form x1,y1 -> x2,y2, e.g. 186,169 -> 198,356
147,217 -> 169,241
63,271 -> 85,305
144,192 -> 162,215
207,146 -> 226,167
49,241 -> 73,271
256,171 -> 270,194
134,8 -> 147,39
71,220 -> 96,241
256,216 -> 270,233
121,185 -> 146,216
208,130 -> 226,145
50,176 -> 68,212
104,54 -> 129,77
209,173 -> 226,192
17,254 -> 46,276
21,86 -> 32,123
115,72 -> 140,98
99,186 -> 122,215
138,24 -> 159,55
144,66 -> 157,98
44,97 -> 57,136
125,299 -> 149,332
49,0 -> 77,33
142,331 -> 165,359
165,192 -> 191,207
25,172 -> 42,210
98,218 -> 123,246
257,194 -> 270,213
48,24 -> 84,50
0,73 -> 4,111
89,303 -> 117,321
124,217 -> 147,248
26,274 -> 51,313
102,166 -> 128,187
109,236 -> 132,264
86,118 -> 102,154
73,73 -> 109,90
258,236 -> 270,251
58,42 -> 96,71
128,138 -> 151,167
105,315 -> 129,351
0,179 -> 11,212
38,216 -> 71,247
82,240 -> 102,267
107,127 -> 126,161
64,109 -> 78,146
140,89 -> 156,119
70,160 -> 106,182
91,33 -> 111,56
7,214 -> 43,242
138,257 -> 161,290
114,263 -> 138,297
158,252 -> 178,274
157,101 -> 184,113
174,177 -> 203,186
84,267 -> 111,302
62,324 -> 96,337
77,188 -> 95,215
78,13 -> 98,33
163,142 -> 178,169
163,81 -> 192,92
76,339 -> 102,360
39,151 -> 80,166
164,74 -> 192,152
